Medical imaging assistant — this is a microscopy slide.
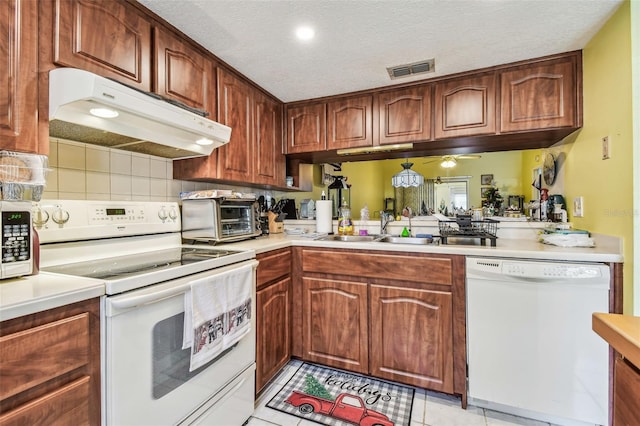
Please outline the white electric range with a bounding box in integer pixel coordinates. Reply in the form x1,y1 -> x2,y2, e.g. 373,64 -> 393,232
37,199 -> 257,426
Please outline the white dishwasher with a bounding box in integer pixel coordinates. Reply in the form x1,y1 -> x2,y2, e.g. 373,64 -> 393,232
466,257 -> 609,426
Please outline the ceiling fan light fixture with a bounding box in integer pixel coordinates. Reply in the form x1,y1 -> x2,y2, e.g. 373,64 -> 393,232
392,162 -> 424,188
440,158 -> 457,168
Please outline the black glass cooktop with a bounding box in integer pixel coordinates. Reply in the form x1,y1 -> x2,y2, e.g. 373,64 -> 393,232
42,247 -> 240,280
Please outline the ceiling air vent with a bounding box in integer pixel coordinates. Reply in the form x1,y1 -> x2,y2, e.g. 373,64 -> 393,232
387,58 -> 435,80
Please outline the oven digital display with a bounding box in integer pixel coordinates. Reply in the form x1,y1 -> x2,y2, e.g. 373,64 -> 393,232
106,208 -> 126,216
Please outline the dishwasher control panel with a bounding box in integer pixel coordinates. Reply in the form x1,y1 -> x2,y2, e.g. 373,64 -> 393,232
467,257 -> 610,284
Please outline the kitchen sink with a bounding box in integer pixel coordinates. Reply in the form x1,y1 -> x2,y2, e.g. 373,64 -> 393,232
319,234 -> 381,242
378,236 -> 434,245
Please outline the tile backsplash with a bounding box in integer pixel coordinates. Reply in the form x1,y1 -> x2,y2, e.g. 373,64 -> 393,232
45,138 -> 264,201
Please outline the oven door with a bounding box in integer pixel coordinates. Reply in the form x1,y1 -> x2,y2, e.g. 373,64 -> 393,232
103,260 -> 258,426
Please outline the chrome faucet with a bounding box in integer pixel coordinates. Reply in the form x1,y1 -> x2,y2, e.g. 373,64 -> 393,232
379,211 -> 393,235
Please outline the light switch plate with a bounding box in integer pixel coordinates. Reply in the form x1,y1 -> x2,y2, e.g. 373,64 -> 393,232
573,196 -> 584,217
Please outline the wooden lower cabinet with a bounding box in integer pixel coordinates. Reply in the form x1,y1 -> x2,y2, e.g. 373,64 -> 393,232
0,298 -> 101,425
292,247 -> 466,404
369,285 -> 453,393
613,357 -> 640,426
256,249 -> 292,394
301,278 -> 369,374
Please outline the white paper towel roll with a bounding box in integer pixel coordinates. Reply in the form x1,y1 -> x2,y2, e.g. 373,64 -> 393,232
315,200 -> 333,233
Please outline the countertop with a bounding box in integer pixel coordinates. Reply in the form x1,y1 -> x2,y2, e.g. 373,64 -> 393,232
228,232 -> 623,263
0,272 -> 104,322
593,313 -> 640,367
1,232 -> 622,322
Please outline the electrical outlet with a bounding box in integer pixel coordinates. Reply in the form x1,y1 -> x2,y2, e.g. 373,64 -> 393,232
573,196 -> 584,217
602,136 -> 611,160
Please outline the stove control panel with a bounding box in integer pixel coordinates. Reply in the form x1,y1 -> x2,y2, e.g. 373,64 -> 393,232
35,200 -> 181,243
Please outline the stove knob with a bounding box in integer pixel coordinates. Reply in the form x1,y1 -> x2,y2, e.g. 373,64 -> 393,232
168,207 -> 178,221
52,207 -> 70,225
32,207 -> 50,229
158,207 -> 168,222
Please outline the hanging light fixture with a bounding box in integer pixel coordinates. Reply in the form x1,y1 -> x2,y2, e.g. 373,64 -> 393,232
440,156 -> 457,168
392,162 -> 424,188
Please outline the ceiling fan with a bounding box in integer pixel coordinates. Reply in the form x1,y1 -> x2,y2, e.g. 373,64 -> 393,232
424,154 -> 482,168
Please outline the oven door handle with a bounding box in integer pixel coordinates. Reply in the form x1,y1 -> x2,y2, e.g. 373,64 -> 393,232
109,282 -> 192,310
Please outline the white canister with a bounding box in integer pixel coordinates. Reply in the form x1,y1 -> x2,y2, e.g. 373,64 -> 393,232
472,208 -> 483,221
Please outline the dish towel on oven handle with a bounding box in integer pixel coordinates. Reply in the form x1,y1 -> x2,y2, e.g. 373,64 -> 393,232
182,263 -> 253,372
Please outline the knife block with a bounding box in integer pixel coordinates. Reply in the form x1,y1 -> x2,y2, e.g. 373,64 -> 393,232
268,211 -> 284,234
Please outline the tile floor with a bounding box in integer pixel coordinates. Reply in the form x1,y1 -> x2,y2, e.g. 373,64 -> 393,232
248,360 -> 553,426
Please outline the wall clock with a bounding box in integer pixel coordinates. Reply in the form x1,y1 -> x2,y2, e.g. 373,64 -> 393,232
543,153 -> 556,186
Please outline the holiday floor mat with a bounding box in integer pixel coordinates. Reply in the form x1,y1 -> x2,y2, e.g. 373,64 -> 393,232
266,362 -> 415,426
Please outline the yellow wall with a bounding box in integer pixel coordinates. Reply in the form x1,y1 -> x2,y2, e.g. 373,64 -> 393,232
566,1 -> 634,312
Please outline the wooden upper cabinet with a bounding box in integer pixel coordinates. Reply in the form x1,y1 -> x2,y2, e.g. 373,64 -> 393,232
0,0 -> 39,153
326,95 -> 373,150
375,85 -> 432,145
217,68 -> 253,182
52,0 -> 152,90
154,28 -> 216,118
434,74 -> 496,139
285,102 -> 326,154
499,57 -> 578,132
254,92 -> 284,186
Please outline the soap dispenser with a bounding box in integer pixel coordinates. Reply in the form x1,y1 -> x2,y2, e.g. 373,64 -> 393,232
337,199 -> 354,235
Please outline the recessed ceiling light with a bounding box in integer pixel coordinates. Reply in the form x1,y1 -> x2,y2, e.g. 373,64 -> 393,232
90,107 -> 119,118
295,25 -> 315,41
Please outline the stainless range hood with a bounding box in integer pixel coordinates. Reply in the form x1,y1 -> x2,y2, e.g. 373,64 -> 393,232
49,68 -> 231,159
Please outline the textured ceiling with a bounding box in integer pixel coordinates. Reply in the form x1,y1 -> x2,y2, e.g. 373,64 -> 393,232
138,0 -> 623,103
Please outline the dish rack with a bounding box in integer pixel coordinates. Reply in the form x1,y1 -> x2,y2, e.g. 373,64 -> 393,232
0,151 -> 49,201
438,215 -> 499,246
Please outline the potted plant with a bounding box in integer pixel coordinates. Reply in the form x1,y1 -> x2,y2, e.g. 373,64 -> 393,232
482,187 -> 503,215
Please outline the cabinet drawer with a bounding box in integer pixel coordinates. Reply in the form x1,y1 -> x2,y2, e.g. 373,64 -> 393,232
0,376 -> 90,426
257,249 -> 291,289
301,249 -> 453,286
0,313 -> 90,400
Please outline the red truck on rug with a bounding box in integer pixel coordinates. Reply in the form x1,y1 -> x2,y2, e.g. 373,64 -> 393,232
285,390 -> 394,426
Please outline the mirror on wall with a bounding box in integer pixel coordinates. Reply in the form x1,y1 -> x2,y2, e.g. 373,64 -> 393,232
424,177 -> 470,215
281,148 -> 554,220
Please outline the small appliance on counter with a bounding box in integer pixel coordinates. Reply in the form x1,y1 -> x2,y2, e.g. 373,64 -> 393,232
181,194 -> 261,244
0,201 -> 33,279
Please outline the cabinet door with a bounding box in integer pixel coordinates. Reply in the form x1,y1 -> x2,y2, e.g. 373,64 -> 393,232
0,0 -> 39,153
434,74 -> 496,139
301,278 -> 368,374
217,68 -> 253,182
285,103 -> 326,154
376,85 -> 432,144
256,277 -> 291,393
370,285 -> 454,393
254,92 -> 285,186
53,0 -> 151,90
154,28 -> 216,118
499,59 -> 576,132
327,95 -> 373,150
613,357 -> 640,426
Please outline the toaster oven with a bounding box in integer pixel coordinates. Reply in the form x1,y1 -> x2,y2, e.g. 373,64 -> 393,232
181,198 -> 261,244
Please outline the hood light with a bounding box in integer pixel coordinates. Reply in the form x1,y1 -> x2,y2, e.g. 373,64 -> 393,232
196,138 -> 214,146
90,107 -> 119,118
